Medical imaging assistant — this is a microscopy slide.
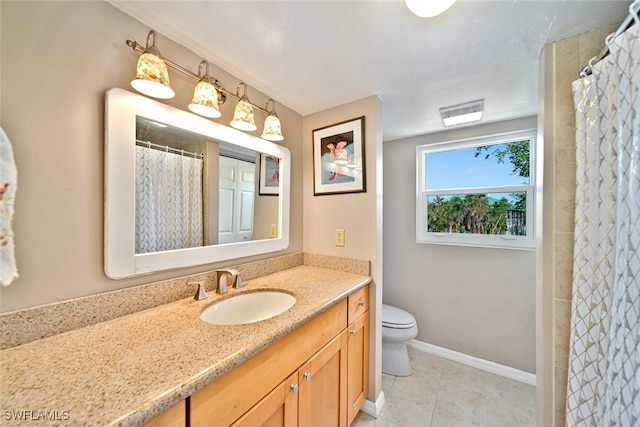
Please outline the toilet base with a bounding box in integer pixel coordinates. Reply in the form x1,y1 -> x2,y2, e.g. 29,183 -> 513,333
382,340 -> 412,376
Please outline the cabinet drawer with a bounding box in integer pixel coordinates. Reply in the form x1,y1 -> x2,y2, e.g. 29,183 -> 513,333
347,286 -> 369,324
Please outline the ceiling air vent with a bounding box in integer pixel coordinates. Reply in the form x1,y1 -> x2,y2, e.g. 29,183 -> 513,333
439,99 -> 484,127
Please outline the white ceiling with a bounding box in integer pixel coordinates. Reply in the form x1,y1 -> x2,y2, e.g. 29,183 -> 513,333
109,0 -> 631,141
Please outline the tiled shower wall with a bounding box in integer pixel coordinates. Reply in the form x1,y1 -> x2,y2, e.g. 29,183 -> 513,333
542,25 -> 616,427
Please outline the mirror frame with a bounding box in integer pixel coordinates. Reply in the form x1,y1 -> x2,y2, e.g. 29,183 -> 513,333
104,88 -> 291,278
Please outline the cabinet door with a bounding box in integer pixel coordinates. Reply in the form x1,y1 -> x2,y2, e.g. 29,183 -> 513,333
231,373 -> 298,427
298,331 -> 348,427
347,313 -> 369,425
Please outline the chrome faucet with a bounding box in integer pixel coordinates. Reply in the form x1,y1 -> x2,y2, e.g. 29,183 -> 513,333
214,268 -> 243,294
188,281 -> 208,301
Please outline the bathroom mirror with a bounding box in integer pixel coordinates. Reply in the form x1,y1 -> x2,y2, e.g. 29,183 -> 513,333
105,88 -> 290,278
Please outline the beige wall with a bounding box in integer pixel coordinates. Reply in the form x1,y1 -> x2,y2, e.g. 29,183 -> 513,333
539,25 -> 616,427
383,116 -> 538,374
0,1 -> 303,312
302,97 -> 384,405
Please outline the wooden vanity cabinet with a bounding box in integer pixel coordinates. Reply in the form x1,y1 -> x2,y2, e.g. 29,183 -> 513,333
190,285 -> 369,427
190,301 -> 347,427
346,286 -> 370,426
142,400 -> 185,427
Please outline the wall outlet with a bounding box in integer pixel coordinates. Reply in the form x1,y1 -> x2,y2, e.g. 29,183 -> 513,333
270,224 -> 278,238
335,229 -> 345,247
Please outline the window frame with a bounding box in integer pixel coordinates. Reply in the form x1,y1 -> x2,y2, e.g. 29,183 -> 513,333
416,129 -> 536,249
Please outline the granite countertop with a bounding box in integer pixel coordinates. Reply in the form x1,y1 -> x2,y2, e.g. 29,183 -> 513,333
0,265 -> 371,426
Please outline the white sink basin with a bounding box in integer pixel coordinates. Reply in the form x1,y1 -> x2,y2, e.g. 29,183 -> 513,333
200,291 -> 296,325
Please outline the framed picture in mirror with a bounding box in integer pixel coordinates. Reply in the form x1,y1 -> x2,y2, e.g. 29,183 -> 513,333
259,154 -> 280,196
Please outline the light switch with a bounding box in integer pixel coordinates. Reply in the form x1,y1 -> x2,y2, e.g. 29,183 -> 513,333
335,229 -> 345,247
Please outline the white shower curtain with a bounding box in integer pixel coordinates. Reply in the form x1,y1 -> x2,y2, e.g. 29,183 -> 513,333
566,14 -> 640,427
135,146 -> 204,254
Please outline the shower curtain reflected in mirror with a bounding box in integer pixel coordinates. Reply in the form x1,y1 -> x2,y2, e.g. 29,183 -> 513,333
135,146 -> 204,254
566,18 -> 640,427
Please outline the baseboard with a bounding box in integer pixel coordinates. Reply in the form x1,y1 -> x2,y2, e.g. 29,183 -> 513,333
361,391 -> 385,418
407,339 -> 537,386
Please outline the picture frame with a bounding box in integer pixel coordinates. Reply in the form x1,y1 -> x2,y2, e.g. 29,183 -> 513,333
259,153 -> 280,195
312,116 -> 366,195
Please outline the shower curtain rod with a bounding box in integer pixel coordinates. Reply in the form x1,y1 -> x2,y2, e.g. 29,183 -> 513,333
136,139 -> 204,159
579,0 -> 640,77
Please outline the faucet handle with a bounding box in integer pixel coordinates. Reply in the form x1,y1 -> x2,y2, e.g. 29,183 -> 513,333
227,268 -> 243,289
234,275 -> 243,289
188,281 -> 208,301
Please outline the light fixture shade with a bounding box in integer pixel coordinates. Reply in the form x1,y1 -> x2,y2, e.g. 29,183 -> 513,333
404,0 -> 456,17
188,79 -> 221,118
130,31 -> 175,99
230,96 -> 257,131
262,112 -> 284,141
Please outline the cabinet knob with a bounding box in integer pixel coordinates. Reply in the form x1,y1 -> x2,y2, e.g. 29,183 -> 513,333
303,372 -> 312,381
358,300 -> 365,307
350,329 -> 357,336
290,384 -> 299,394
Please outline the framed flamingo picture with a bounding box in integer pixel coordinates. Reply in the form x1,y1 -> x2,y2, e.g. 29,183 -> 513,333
259,154 -> 280,195
312,116 -> 366,195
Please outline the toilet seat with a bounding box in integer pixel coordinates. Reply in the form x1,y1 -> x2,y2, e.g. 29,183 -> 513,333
382,304 -> 417,329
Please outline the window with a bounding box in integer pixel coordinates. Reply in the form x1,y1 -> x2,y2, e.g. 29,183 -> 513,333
416,130 -> 535,249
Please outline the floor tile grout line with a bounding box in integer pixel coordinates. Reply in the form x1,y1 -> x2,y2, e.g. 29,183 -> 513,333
484,371 -> 490,427
428,360 -> 443,427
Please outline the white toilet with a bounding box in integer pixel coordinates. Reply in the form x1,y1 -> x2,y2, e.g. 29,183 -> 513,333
382,304 -> 418,376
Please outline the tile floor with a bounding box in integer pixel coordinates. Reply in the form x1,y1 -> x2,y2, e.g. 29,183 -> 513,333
352,348 -> 536,427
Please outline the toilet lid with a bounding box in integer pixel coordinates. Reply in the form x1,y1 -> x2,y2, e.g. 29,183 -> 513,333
382,304 -> 417,328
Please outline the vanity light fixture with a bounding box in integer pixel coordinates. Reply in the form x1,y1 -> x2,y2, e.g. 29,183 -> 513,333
130,30 -> 175,99
230,83 -> 257,132
126,30 -> 285,141
439,99 -> 484,127
261,99 -> 284,141
404,0 -> 456,17
188,61 -> 222,118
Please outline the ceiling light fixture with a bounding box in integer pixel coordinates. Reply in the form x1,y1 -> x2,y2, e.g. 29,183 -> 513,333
404,0 -> 456,17
439,99 -> 485,127
130,30 -> 175,99
126,30 -> 285,141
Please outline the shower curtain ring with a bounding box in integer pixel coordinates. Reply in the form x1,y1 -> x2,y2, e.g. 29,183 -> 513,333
605,33 -> 616,49
631,0 -> 640,25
